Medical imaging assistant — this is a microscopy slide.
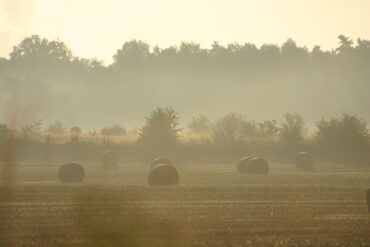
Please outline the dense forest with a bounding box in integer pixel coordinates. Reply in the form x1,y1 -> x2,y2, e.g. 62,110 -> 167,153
0,34 -> 370,128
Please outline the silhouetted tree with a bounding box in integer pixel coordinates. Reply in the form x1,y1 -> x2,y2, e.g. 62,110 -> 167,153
337,35 -> 354,54
21,120 -> 43,138
179,42 -> 202,55
212,113 -> 246,145
257,120 -> 280,138
138,107 -> 181,147
316,113 -> 369,163
281,38 -> 308,63
100,124 -> 126,136
10,35 -> 72,61
46,120 -> 65,134
188,115 -> 212,134
113,40 -> 150,66
279,113 -> 305,149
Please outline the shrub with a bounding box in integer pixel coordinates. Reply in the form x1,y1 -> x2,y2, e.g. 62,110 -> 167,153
212,113 -> 246,145
138,107 -> 181,147
188,115 -> 212,134
70,126 -> 82,134
21,119 -> 43,137
316,113 -> 369,163
100,124 -> 126,136
279,113 -> 305,150
46,119 -> 65,134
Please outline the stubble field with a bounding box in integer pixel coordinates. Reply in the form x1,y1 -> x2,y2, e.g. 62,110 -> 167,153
0,162 -> 369,247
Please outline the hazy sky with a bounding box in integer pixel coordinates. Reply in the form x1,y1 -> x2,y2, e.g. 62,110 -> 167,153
1,0 -> 370,64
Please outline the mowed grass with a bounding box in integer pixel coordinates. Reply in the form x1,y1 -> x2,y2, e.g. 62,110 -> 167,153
0,162 -> 369,247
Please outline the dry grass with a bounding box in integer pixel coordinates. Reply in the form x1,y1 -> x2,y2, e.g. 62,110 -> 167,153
0,163 -> 369,246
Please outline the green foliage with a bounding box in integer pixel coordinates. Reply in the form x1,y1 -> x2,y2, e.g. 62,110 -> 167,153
139,107 -> 181,146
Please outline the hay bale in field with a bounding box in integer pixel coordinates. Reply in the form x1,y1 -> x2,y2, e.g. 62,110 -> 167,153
58,163 -> 85,183
148,163 -> 179,185
245,157 -> 269,175
237,156 -> 252,173
150,157 -> 172,169
295,152 -> 315,171
102,150 -> 119,169
367,189 -> 370,213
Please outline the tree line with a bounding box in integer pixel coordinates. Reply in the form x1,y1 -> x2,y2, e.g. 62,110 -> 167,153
0,34 -> 369,80
0,108 -> 368,165
1,34 -> 370,126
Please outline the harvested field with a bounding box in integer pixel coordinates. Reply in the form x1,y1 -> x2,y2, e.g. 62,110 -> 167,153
0,162 -> 369,246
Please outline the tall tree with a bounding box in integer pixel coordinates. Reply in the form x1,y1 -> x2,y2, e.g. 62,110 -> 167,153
10,35 -> 73,61
138,107 -> 181,147
113,40 -> 150,66
336,35 -> 354,54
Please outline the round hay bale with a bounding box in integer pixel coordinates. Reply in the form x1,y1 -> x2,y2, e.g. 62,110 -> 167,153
102,150 -> 119,169
245,157 -> 269,175
148,163 -> 179,186
237,156 -> 252,173
58,163 -> 85,183
367,189 -> 370,213
295,152 -> 314,171
150,157 -> 172,169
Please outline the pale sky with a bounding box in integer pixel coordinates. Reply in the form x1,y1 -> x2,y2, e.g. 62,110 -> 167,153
1,0 -> 370,64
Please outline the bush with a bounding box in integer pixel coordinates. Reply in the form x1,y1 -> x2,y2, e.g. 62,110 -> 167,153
212,113 -> 246,145
46,119 -> 65,134
279,113 -> 305,150
100,124 -> 126,136
138,107 -> 181,147
316,113 -> 369,163
188,115 -> 212,134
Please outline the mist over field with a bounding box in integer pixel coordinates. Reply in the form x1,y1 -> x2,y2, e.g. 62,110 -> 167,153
1,1 -> 370,247
1,35 -> 370,129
